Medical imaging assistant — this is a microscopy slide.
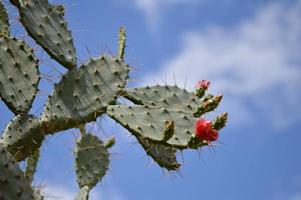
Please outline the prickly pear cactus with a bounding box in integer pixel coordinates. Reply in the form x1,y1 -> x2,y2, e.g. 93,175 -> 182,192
0,144 -> 34,200
13,0 -> 77,69
40,55 -> 129,134
0,0 -> 228,199
0,37 -> 40,114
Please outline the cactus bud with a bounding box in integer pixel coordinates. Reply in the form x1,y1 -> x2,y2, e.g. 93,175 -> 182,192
195,80 -> 210,98
212,112 -> 228,130
162,120 -> 174,141
193,95 -> 223,117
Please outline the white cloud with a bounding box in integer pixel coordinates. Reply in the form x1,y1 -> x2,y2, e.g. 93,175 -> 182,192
142,1 -> 301,129
134,0 -> 199,29
42,183 -> 124,200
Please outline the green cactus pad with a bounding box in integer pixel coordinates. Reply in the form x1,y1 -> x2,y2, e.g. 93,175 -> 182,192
125,85 -> 201,112
0,37 -> 40,114
41,56 -> 129,134
0,1 -> 9,36
16,0 -> 77,69
75,133 -> 110,189
107,105 -> 207,149
136,137 -> 180,170
0,114 -> 45,161
75,186 -> 89,200
0,145 -> 34,200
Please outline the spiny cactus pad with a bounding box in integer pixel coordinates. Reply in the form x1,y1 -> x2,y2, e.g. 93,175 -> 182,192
0,145 -> 34,200
136,137 -> 180,170
0,37 -> 40,114
0,1 -> 9,36
107,105 -> 207,149
0,114 -> 45,161
16,0 -> 77,69
75,133 -> 110,189
41,56 -> 129,134
125,85 -> 201,112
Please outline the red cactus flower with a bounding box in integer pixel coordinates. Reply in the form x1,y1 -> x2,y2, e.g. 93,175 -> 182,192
196,80 -> 210,90
195,118 -> 218,141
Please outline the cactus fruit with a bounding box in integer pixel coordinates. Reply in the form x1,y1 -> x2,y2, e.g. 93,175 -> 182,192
193,95 -> 223,117
0,114 -> 45,161
75,132 -> 112,198
0,37 -> 40,114
0,1 -> 9,36
13,0 -> 77,69
0,144 -> 34,200
41,55 -> 130,134
195,80 -> 210,98
212,112 -> 228,130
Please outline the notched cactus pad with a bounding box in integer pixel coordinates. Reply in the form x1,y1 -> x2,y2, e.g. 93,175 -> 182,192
0,114 -> 45,161
41,56 -> 129,134
17,0 -> 77,69
0,37 -> 40,114
0,1 -> 10,36
75,134 -> 110,189
107,105 -> 207,149
136,137 -> 180,170
125,85 -> 201,112
0,145 -> 34,200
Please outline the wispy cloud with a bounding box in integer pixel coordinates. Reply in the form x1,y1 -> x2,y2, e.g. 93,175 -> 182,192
142,1 -> 301,129
134,0 -> 200,29
42,183 -> 124,200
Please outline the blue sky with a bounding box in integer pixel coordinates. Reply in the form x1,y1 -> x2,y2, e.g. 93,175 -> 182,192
1,0 -> 301,199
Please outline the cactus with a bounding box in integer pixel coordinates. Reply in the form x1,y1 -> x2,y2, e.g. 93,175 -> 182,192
75,129 -> 112,199
0,37 -> 40,114
0,144 -> 34,200
40,55 -> 129,134
0,0 -> 228,199
0,1 -> 9,36
0,114 -> 45,161
13,0 -> 77,69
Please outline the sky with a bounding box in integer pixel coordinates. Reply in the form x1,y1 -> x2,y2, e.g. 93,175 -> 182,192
1,0 -> 301,199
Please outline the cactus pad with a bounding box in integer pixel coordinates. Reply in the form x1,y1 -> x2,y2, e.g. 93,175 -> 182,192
41,56 -> 129,134
17,0 -> 77,69
0,114 -> 45,161
136,137 -> 180,170
75,133 -> 110,189
0,145 -> 34,200
125,85 -> 201,112
0,1 -> 9,36
0,37 -> 40,114
107,105 -> 207,149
